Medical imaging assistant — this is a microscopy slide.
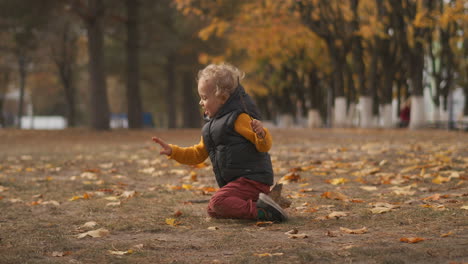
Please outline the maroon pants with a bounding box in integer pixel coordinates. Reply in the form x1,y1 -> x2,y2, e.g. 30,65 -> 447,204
207,177 -> 270,219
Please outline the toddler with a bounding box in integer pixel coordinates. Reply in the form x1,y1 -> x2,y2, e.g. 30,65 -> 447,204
152,63 -> 287,222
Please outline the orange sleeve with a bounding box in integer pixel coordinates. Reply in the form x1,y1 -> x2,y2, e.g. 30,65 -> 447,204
234,113 -> 272,152
169,136 -> 209,165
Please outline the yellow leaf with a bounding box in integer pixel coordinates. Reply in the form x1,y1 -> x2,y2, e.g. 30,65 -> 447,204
189,171 -> 197,181
165,218 -> 180,226
182,184 -> 193,190
327,177 -> 348,185
432,175 -> 450,184
108,249 -> 133,255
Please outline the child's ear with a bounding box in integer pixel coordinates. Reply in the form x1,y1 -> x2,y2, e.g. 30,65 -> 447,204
220,94 -> 229,103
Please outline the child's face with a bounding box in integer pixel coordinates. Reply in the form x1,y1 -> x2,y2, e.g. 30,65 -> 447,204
198,78 -> 226,118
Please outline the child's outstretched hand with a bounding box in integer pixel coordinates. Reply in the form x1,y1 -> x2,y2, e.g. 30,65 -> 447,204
152,136 -> 172,156
250,119 -> 265,139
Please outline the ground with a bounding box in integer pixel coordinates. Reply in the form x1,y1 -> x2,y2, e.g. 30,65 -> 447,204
0,128 -> 467,264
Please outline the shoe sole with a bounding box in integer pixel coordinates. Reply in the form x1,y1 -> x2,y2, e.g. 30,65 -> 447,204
259,193 -> 288,221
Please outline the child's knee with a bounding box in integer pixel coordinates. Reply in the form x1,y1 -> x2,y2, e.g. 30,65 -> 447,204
208,195 -> 228,216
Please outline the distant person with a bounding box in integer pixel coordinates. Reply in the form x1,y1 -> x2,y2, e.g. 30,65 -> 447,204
152,63 -> 287,222
399,99 -> 411,128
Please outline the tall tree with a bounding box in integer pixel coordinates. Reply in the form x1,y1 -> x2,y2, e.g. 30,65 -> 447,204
70,0 -> 110,130
125,0 -> 143,128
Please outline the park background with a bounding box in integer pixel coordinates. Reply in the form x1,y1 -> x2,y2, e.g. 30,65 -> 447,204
0,0 -> 467,131
1,1 -> 467,263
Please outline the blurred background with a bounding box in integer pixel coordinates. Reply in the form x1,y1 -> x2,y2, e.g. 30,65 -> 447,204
0,0 -> 466,130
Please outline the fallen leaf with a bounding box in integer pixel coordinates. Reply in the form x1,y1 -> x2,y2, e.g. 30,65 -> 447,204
327,177 -> 348,185
70,193 -> 91,201
400,237 -> 424,243
173,210 -> 183,217
165,218 -> 181,226
422,193 -> 441,201
288,234 -> 308,239
370,202 -> 400,214
207,226 -> 219,230
440,231 -> 454,237
326,211 -> 349,219
106,201 -> 121,207
278,172 -> 301,184
41,200 -> 60,206
51,251 -> 72,257
80,172 -> 98,180
120,190 -> 136,199
360,186 -> 378,191
182,184 -> 193,190
432,175 -> 450,184
321,191 -> 348,201
340,227 -> 368,234
104,196 -> 119,201
77,228 -> 109,239
190,171 -> 197,181
390,185 -> 416,196
371,207 -> 392,214
461,205 -> 468,210
256,221 -> 273,227
132,244 -> 144,250
285,228 -> 298,235
81,221 -> 97,229
108,249 -> 133,255
254,252 -> 284,257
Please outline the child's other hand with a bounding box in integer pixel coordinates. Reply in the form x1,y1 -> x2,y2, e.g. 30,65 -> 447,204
152,136 -> 172,156
250,119 -> 265,138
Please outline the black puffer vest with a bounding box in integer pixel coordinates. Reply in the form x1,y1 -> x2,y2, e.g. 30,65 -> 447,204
202,85 -> 274,188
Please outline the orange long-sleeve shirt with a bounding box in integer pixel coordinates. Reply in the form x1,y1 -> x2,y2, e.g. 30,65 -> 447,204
169,113 -> 272,165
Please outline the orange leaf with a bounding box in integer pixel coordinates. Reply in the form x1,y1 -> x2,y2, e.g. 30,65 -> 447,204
278,172 -> 301,184
321,191 -> 348,201
422,193 -> 441,201
400,237 -> 424,243
173,210 -> 183,217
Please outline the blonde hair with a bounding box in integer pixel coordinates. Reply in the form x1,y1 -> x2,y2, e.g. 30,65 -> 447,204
197,63 -> 245,99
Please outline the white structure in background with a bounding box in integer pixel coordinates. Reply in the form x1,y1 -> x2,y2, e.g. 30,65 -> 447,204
424,86 -> 465,125
2,89 -> 67,129
334,97 -> 347,127
358,96 -> 373,128
20,116 -> 67,129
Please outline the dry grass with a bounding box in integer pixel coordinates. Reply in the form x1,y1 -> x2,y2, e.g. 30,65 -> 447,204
0,128 -> 467,264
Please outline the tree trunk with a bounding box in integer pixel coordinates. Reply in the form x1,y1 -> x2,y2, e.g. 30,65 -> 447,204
328,41 -> 346,127
165,53 -> 177,129
86,0 -> 110,130
182,71 -> 201,128
56,25 -> 77,127
0,72 -> 9,127
409,42 -> 426,129
125,0 -> 143,129
17,56 -> 27,129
